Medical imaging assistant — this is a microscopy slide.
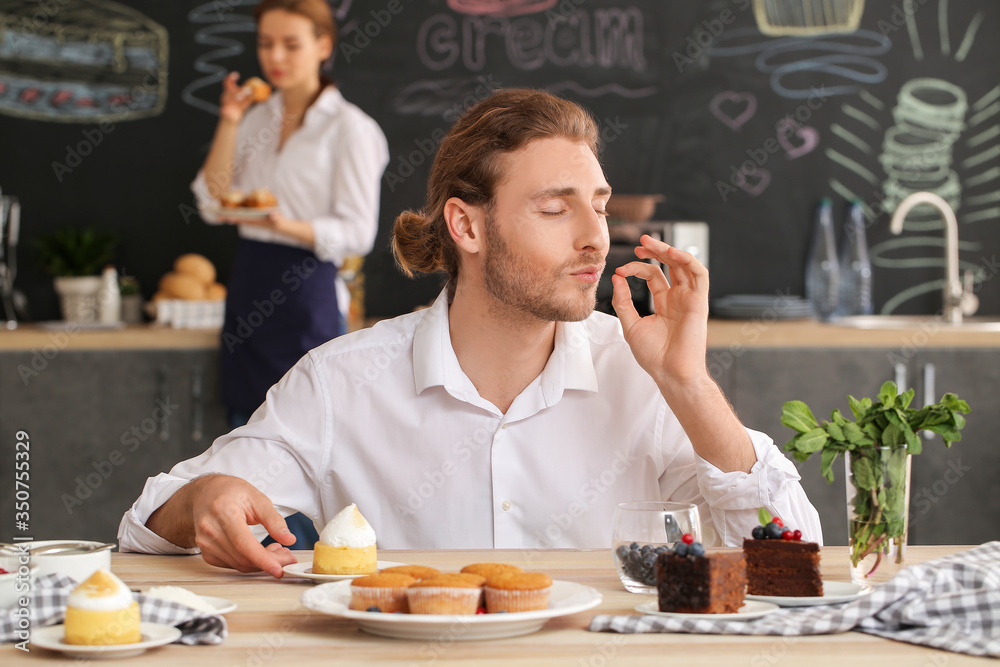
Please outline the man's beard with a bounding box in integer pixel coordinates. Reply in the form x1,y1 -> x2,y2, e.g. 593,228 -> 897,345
481,210 -> 603,323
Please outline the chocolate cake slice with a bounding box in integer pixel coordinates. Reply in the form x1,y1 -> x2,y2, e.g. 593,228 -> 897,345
743,538 -> 823,597
656,550 -> 746,614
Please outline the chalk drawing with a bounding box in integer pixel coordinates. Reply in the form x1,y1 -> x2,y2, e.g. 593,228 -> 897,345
777,117 -> 819,158
709,92 -> 757,131
182,0 -> 257,116
447,0 -> 557,18
904,0 -> 923,61
822,1 -> 999,314
825,147 -> 878,185
939,0 -> 950,56
0,0 -> 168,123
707,28 -> 890,99
751,0 -> 866,36
831,123 -> 873,154
545,81 -> 656,99
954,11 -> 984,62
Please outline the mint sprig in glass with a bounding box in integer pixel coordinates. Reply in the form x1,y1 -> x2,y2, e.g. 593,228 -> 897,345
781,381 -> 969,582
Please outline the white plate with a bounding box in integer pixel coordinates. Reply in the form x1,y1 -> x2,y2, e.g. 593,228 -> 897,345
201,595 -> 238,614
282,560 -> 409,582
206,206 -> 276,220
746,580 -> 873,607
634,599 -> 778,621
30,622 -> 181,659
301,579 -> 603,640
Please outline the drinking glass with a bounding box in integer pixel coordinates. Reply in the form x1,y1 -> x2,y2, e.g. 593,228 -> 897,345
611,501 -> 701,594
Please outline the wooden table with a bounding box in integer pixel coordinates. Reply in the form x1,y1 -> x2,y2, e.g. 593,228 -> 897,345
4,546 -> 990,665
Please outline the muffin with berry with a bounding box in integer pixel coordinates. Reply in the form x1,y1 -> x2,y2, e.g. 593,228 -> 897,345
743,508 -> 823,597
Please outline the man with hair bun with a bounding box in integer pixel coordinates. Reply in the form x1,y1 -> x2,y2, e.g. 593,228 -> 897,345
121,88 -> 820,578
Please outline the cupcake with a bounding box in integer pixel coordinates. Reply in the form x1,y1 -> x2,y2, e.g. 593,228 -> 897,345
484,572 -> 553,612
460,563 -> 523,579
406,573 -> 485,615
349,573 -> 416,613
379,565 -> 441,581
64,570 -> 141,645
313,504 -> 377,575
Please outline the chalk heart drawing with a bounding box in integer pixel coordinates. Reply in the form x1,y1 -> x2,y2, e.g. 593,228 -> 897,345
710,91 -> 757,131
735,165 -> 771,196
777,118 -> 819,159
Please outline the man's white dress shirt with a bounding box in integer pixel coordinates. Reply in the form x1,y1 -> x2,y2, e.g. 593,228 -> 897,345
191,86 -> 388,313
119,292 -> 822,552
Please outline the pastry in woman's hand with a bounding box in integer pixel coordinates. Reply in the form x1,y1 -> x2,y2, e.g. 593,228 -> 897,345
243,76 -> 272,103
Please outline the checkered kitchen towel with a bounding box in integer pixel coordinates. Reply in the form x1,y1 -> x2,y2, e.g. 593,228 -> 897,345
0,573 -> 227,645
590,541 -> 1000,657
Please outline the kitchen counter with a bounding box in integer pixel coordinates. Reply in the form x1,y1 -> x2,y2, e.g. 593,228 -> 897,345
3,317 -> 998,351
0,323 -> 221,350
2,546 -> 990,665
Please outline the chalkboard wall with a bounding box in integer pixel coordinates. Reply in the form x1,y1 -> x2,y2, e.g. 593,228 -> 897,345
2,0 -> 998,321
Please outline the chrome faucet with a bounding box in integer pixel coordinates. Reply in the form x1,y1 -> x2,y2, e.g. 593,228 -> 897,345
889,192 -> 978,325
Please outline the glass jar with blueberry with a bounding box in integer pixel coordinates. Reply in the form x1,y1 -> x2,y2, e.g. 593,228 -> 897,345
611,501 -> 701,594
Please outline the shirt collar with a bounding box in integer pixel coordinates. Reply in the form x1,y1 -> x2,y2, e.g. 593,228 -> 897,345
412,291 -> 600,401
261,86 -> 343,124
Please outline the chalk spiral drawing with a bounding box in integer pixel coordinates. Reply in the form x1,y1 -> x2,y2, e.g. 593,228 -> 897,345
707,27 -> 890,99
184,0 -> 354,116
824,0 -> 997,314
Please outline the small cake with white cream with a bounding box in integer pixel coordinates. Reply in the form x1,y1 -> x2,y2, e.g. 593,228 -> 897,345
63,569 -> 141,645
312,504 -> 377,575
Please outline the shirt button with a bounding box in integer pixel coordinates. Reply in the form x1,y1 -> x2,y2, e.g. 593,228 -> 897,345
501,499 -> 512,511
501,423 -> 509,429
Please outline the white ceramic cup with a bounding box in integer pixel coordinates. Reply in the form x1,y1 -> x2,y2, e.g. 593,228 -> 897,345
0,541 -> 113,583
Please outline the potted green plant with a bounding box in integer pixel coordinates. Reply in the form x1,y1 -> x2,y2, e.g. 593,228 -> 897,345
119,275 -> 144,323
35,228 -> 117,322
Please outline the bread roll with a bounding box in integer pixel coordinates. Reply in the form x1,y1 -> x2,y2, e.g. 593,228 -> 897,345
206,283 -> 227,300
243,77 -> 271,103
159,272 -> 207,300
242,188 -> 277,208
174,254 -> 216,285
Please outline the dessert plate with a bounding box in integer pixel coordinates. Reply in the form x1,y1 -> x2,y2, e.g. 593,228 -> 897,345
301,579 -> 603,640
30,622 -> 181,659
634,599 -> 778,621
282,560 -> 408,582
206,206 -> 276,220
201,595 -> 238,614
746,581 -> 873,607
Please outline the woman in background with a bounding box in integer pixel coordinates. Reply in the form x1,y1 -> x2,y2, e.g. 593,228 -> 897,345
191,0 -> 388,546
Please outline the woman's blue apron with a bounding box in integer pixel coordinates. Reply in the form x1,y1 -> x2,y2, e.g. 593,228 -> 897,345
220,238 -> 343,414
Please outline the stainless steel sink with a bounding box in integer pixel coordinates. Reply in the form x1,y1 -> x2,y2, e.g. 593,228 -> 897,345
832,315 -> 1000,331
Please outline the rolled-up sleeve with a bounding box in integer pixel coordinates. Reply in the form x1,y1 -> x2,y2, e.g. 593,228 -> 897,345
311,118 -> 389,265
117,353 -> 330,553
694,428 -> 824,546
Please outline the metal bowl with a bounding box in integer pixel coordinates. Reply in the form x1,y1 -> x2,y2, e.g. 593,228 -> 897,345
605,194 -> 665,222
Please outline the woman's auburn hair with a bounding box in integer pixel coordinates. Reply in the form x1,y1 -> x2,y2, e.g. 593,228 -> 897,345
254,0 -> 337,45
391,88 -> 600,297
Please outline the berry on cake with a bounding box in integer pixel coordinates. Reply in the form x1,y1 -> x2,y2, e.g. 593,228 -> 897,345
743,508 -> 823,597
